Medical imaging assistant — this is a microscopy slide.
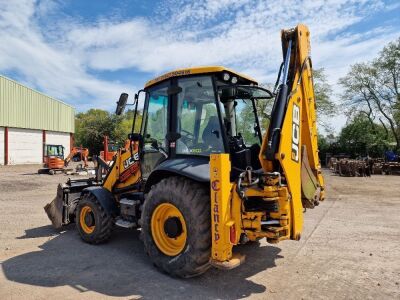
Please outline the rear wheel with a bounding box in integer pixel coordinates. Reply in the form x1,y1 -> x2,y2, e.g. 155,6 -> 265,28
76,193 -> 113,244
141,177 -> 211,278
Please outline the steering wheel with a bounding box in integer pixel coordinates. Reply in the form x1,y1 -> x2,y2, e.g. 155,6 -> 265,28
180,129 -> 194,139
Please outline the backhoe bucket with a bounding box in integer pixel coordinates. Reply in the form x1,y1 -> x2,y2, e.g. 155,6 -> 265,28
44,184 -> 65,229
301,146 -> 320,209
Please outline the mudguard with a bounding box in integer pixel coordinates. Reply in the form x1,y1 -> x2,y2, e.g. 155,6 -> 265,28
81,186 -> 118,216
145,157 -> 210,192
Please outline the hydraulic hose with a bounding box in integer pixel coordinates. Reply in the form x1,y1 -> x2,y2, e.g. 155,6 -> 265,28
265,39 -> 292,160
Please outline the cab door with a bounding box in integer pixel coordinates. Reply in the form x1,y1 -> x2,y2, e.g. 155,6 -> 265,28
140,82 -> 169,179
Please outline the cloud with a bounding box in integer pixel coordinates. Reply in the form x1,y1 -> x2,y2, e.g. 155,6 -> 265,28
0,0 -> 398,130
0,0 -> 134,110
63,0 -> 397,77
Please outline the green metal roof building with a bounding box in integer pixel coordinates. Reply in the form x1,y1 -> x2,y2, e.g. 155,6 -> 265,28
0,75 -> 75,165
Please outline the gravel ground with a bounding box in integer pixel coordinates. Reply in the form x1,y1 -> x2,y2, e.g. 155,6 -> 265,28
0,164 -> 399,299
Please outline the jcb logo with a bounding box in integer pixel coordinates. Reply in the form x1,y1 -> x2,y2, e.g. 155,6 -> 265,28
123,152 -> 140,169
291,104 -> 300,162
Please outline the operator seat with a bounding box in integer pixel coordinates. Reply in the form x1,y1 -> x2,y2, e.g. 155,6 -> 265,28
202,116 -> 222,151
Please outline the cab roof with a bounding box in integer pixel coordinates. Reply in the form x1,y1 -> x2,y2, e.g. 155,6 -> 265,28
144,66 -> 258,89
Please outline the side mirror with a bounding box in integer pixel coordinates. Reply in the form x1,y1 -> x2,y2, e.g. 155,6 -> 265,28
115,93 -> 129,115
219,86 -> 237,103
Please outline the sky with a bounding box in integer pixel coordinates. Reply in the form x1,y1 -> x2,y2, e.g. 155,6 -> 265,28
0,0 -> 399,132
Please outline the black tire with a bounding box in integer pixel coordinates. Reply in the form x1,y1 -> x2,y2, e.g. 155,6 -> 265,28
76,193 -> 113,244
141,176 -> 211,278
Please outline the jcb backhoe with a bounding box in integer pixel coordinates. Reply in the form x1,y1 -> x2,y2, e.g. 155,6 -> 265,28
45,24 -> 325,277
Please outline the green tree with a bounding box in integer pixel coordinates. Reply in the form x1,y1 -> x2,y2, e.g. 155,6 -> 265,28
235,69 -> 335,144
338,113 -> 393,157
317,133 -> 329,152
313,68 -> 336,130
74,109 -> 142,155
75,109 -> 115,155
116,109 -> 143,142
236,100 -> 261,145
339,37 -> 400,150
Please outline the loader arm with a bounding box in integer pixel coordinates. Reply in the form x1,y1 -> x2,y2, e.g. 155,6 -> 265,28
101,143 -> 142,193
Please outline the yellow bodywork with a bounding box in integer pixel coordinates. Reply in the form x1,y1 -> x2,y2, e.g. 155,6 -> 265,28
102,143 -> 142,193
145,66 -> 258,88
210,24 -> 325,266
210,154 -> 234,262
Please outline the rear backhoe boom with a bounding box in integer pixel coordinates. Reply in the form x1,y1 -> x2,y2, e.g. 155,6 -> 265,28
210,24 -> 324,267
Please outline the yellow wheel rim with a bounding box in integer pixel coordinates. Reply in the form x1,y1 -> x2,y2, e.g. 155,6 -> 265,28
151,203 -> 187,256
80,206 -> 95,234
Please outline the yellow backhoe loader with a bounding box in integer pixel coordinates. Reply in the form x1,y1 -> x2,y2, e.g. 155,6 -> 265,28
45,24 -> 325,277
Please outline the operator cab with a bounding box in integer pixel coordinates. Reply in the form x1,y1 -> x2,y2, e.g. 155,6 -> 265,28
216,80 -> 273,171
124,66 -> 273,179
44,144 -> 65,159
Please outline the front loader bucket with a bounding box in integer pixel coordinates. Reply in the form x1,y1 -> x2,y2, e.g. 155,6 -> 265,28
44,178 -> 99,229
44,184 -> 65,229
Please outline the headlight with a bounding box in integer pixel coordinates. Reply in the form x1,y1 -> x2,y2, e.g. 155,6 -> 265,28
231,76 -> 238,84
223,72 -> 230,81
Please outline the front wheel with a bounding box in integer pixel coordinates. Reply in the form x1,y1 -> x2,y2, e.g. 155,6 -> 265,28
76,193 -> 113,244
140,177 -> 211,278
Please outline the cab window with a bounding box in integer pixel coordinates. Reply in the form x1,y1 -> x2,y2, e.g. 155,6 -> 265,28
176,76 -> 224,155
143,84 -> 168,151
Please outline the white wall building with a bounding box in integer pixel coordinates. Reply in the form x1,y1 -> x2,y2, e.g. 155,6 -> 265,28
0,75 -> 75,165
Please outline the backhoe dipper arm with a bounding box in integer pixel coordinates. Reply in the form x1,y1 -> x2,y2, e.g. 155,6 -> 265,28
260,24 -> 325,239
64,148 -> 77,166
64,147 -> 89,168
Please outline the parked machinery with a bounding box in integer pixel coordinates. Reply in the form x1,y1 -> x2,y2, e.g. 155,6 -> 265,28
45,24 -> 326,277
38,144 -> 89,175
100,136 -> 118,162
39,144 -> 66,175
